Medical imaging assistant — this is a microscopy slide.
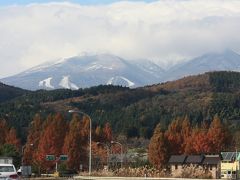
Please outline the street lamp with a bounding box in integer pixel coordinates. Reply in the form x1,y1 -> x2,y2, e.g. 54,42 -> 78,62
68,109 -> 92,176
96,142 -> 110,170
111,141 -> 123,168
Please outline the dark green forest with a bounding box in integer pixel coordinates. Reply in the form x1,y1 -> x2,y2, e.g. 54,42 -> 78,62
1,71 -> 240,141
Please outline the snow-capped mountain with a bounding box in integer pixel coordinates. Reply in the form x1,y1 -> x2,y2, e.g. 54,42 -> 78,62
2,50 -> 240,90
1,54 -> 163,90
163,49 -> 240,81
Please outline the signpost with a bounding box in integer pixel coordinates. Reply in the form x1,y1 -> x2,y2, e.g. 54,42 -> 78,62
46,154 -> 68,176
46,155 -> 55,161
59,155 -> 68,161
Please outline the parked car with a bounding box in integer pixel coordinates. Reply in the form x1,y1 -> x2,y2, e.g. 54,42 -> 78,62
0,164 -> 19,180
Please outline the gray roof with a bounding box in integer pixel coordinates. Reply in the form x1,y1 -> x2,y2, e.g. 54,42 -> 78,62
185,155 -> 204,164
168,155 -> 187,164
202,155 -> 221,165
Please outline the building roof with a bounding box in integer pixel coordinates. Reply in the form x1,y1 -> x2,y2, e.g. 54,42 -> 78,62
202,155 -> 221,165
221,152 -> 240,161
0,157 -> 13,159
168,155 -> 187,164
185,155 -> 204,164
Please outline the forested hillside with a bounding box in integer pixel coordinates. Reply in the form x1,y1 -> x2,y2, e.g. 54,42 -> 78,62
1,71 -> 240,141
0,82 -> 28,103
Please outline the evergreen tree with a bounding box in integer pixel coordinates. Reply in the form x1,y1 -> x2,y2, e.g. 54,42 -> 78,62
0,144 -> 21,167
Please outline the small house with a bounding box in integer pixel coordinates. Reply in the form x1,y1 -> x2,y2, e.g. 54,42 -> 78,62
221,152 -> 240,179
202,155 -> 221,179
168,155 -> 187,175
168,154 -> 221,179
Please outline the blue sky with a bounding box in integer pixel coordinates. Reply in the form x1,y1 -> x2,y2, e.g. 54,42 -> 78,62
0,0 -> 157,6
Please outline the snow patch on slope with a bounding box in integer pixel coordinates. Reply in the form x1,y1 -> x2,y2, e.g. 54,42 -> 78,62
59,75 -> 78,90
107,76 -> 135,87
85,63 -> 113,71
39,77 -> 54,89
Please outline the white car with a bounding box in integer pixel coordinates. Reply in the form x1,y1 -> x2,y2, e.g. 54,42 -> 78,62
0,164 -> 19,180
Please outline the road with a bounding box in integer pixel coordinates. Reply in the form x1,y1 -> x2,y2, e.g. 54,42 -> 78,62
73,176 -> 218,180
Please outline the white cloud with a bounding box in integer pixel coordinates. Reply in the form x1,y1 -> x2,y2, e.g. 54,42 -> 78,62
1,0 -> 240,77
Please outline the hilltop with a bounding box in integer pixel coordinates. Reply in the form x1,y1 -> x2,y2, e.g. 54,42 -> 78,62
0,82 -> 29,103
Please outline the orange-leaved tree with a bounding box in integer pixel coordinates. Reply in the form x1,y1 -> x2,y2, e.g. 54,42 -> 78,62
165,118 -> 183,154
24,114 -> 43,166
181,116 -> 192,154
63,114 -> 82,170
103,122 -> 112,143
207,115 -> 231,153
148,123 -> 169,169
5,127 -> 21,151
36,113 -> 67,171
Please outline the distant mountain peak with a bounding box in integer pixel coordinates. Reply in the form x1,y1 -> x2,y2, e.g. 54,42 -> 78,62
2,50 -> 240,90
1,54 -> 162,90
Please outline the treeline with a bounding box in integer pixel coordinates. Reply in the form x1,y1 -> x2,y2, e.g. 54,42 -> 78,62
23,113 -> 115,173
148,115 -> 232,169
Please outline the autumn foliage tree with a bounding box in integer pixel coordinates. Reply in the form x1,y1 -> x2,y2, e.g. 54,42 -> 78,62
0,119 -> 21,151
5,128 -> 21,151
191,127 -> 211,154
23,114 -> 43,165
148,123 -> 169,169
63,114 -> 84,170
207,115 -> 231,153
103,122 -> 113,142
149,115 -> 231,169
36,113 -> 67,170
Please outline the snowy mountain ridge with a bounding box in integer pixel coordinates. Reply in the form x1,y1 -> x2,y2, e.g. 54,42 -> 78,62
1,50 -> 240,90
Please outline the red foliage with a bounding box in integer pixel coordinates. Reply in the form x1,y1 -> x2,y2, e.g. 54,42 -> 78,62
36,113 -> 67,170
103,122 -> 112,142
63,114 -> 89,170
24,114 -> 43,165
5,127 -> 21,151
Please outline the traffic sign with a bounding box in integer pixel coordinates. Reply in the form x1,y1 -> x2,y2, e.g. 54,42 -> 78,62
46,155 -> 55,161
59,155 -> 68,161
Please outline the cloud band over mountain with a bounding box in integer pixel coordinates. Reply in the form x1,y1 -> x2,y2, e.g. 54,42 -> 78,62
0,0 -> 240,77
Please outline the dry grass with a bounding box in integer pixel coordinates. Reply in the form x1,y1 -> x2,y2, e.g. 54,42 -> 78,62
172,165 -> 212,179
79,166 -> 169,177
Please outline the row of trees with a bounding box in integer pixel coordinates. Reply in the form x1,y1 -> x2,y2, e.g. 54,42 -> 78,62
148,115 -> 232,169
23,113 -> 114,172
